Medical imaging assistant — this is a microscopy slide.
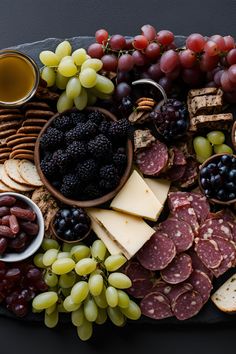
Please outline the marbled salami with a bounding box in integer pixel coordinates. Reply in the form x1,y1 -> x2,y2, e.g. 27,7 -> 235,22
187,249 -> 213,280
172,290 -> 203,320
127,278 -> 153,298
137,231 -> 176,271
187,193 -> 210,224
166,283 -> 193,305
124,260 -> 153,281
198,218 -> 233,240
160,253 -> 192,284
140,291 -> 173,319
166,165 -> 186,181
211,236 -> 236,277
188,270 -> 213,303
135,140 -> 168,176
168,192 -> 190,211
195,238 -> 222,269
174,205 -> 199,235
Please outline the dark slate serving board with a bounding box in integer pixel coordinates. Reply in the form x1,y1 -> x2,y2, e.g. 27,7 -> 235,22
0,35 -> 236,326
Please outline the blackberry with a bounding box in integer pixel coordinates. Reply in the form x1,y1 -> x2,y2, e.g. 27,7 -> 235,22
76,159 -> 98,182
113,152 -> 127,173
53,149 -> 71,172
108,119 -> 130,138
66,141 -> 87,161
98,120 -> 111,135
70,111 -> 87,124
82,120 -> 98,139
87,111 -> 105,125
82,184 -> 101,199
65,124 -> 85,144
88,134 -> 112,159
53,115 -> 75,132
150,99 -> 188,141
40,127 -> 64,151
100,164 -> 119,181
99,178 -> 119,192
60,174 -> 79,198
40,158 -> 58,179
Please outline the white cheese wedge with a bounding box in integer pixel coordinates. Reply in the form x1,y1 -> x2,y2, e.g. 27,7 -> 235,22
88,208 -> 155,259
89,213 -> 121,255
144,178 -> 170,206
110,170 -> 163,221
211,274 -> 236,313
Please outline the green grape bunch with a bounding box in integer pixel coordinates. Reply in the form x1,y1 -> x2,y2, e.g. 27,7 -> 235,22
39,41 -> 114,113
32,238 -> 141,341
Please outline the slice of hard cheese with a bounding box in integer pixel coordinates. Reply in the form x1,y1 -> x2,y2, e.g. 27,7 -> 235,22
211,274 -> 236,313
110,170 -> 163,221
144,178 -> 170,206
89,214 -> 121,256
87,208 -> 155,259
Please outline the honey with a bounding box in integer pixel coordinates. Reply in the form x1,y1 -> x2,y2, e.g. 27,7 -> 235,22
0,50 -> 39,106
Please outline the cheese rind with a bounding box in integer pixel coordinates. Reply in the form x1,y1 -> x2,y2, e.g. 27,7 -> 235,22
111,170 -> 163,221
144,178 -> 170,206
88,208 -> 155,259
211,274 -> 236,313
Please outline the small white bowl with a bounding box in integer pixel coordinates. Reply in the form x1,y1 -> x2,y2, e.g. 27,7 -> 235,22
0,192 -> 44,262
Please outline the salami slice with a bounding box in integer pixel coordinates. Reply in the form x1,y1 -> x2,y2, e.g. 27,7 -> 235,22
166,165 -> 186,182
152,281 -> 173,297
135,140 -> 168,176
195,238 -> 222,269
179,157 -> 198,189
172,290 -> 203,320
160,253 -> 192,284
187,249 -> 213,280
188,270 -> 213,303
199,218 -> 233,240
187,193 -> 210,224
174,205 -> 199,235
211,236 -> 236,277
137,232 -> 176,271
158,217 -> 194,253
140,291 -> 173,319
127,278 -> 153,298
217,209 -> 236,243
124,261 -> 153,281
167,283 -> 193,305
172,146 -> 186,165
168,192 -> 190,211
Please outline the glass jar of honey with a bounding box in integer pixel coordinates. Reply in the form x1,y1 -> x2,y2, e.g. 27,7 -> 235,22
0,50 -> 40,107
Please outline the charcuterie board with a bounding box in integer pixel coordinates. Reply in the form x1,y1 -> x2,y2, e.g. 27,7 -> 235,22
0,35 -> 236,331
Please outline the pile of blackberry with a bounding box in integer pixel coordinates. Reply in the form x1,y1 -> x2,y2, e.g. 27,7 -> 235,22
150,99 -> 189,141
40,110 -> 130,200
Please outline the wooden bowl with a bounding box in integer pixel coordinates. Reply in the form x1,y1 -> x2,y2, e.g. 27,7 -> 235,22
198,153 -> 236,205
232,121 -> 236,152
50,215 -> 91,244
34,107 -> 133,207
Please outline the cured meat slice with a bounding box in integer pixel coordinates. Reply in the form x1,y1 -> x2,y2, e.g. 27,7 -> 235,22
166,165 -> 186,182
172,290 -> 203,320
158,217 -> 194,253
127,278 -> 153,298
172,146 -> 186,165
195,238 -> 222,269
187,249 -> 213,280
168,192 -> 190,211
188,270 -> 213,303
123,261 -> 153,281
135,140 -> 168,176
179,157 -> 198,188
137,232 -> 176,271
199,218 -> 233,240
211,236 -> 236,277
160,253 -> 192,284
152,281 -> 172,297
166,283 -> 193,305
174,205 -> 199,235
187,193 -> 210,224
140,291 -> 173,319
217,209 -> 236,243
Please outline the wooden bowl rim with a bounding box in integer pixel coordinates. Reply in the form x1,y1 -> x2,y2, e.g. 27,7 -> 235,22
231,121 -> 236,151
34,106 -> 133,208
198,152 -> 236,205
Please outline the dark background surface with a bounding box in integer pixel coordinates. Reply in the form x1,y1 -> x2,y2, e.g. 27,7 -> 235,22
0,0 -> 236,353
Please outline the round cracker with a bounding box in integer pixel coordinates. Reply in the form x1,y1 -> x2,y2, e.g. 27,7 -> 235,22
4,159 -> 33,186
12,143 -> 35,151
0,165 -> 13,192
22,102 -> 50,111
0,114 -> 24,121
18,159 -> 43,187
6,133 -> 38,143
0,147 -> 11,153
0,152 -> 11,160
10,149 -> 34,159
22,119 -> 47,127
0,120 -> 22,131
13,154 -> 34,162
0,109 -> 21,115
7,136 -> 37,148
0,129 -> 17,139
17,126 -> 42,134
25,110 -> 54,118
0,164 -> 33,191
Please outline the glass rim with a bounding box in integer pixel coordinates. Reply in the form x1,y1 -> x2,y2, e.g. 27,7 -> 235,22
0,49 -> 40,107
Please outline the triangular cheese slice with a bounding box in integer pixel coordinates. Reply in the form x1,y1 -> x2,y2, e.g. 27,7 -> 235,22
144,178 -> 170,206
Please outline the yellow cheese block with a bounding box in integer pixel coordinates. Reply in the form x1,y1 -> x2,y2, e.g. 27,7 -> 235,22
144,178 -> 170,206
110,170 -> 163,221
88,213 -> 121,256
88,208 -> 155,259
